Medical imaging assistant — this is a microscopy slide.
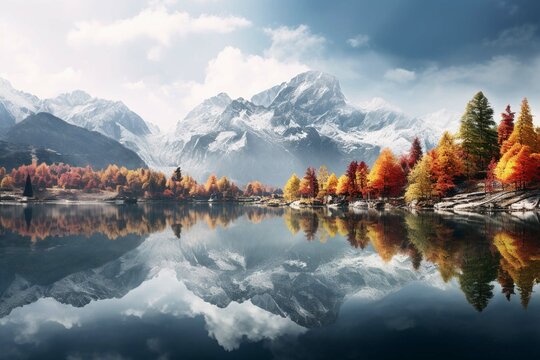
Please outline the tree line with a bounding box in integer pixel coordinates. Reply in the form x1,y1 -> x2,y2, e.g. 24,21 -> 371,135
0,162 -> 278,199
284,93 -> 540,202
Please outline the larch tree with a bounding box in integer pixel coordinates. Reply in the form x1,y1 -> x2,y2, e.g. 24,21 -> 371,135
495,144 -> 539,189
336,175 -> 349,196
498,105 -> 515,153
317,165 -> 330,197
325,173 -> 339,196
459,91 -> 499,172
299,167 -> 319,198
355,161 -> 369,197
432,132 -> 464,197
405,155 -> 433,202
408,137 -> 423,168
503,98 -> 538,154
367,148 -> 406,198
345,161 -> 359,198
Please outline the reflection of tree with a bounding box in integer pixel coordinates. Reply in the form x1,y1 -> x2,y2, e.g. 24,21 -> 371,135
458,241 -> 499,312
368,214 -> 407,262
0,204 -> 285,242
494,230 -> 540,308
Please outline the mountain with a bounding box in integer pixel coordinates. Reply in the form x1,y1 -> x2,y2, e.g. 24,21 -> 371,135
2,112 -> 146,169
0,79 -> 158,165
0,141 -> 68,171
168,71 -> 455,184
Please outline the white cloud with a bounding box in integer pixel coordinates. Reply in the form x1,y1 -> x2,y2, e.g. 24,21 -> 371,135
384,68 -> 416,83
166,46 -> 309,121
264,25 -> 325,60
67,6 -> 251,47
347,34 -> 370,48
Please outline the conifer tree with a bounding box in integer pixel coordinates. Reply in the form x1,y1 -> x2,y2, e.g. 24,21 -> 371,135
405,155 -> 433,202
459,91 -> 499,172
432,132 -> 464,197
299,167 -> 318,198
23,174 -> 34,197
345,161 -> 359,198
325,173 -> 338,195
408,137 -> 423,168
355,161 -> 370,197
284,173 -> 300,201
367,148 -> 406,198
336,175 -> 349,196
503,98 -> 538,153
498,105 -> 514,153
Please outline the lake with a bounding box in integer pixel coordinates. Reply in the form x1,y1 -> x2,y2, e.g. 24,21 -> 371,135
1,203 -> 539,359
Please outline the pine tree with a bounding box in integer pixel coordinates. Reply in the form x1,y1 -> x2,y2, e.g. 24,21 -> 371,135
284,173 -> 300,201
498,105 -> 515,154
405,155 -> 433,202
503,98 -> 537,154
459,91 -> 499,172
23,174 -> 34,197
367,148 -> 406,198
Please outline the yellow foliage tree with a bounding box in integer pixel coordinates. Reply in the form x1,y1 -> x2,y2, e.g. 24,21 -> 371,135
284,173 -> 300,201
502,98 -> 537,154
336,175 -> 349,195
325,173 -> 338,195
405,155 -> 433,202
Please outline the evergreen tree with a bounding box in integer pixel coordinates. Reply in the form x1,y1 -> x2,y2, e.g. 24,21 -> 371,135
23,174 -> 34,197
459,91 -> 499,172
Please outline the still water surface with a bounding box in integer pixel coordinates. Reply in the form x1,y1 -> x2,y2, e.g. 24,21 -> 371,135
0,204 -> 539,359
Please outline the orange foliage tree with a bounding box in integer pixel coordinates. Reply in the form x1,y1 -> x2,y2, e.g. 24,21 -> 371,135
367,148 -> 406,198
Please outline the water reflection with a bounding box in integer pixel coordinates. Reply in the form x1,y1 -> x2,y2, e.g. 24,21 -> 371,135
0,204 -> 539,357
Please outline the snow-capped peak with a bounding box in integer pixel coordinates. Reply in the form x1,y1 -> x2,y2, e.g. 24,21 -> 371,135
52,90 -> 93,106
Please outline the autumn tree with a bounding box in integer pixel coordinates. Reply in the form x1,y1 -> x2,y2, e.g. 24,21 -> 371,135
317,165 -> 329,197
299,167 -> 318,198
345,161 -> 359,198
408,137 -> 423,168
1,175 -> 14,189
325,173 -> 338,196
459,91 -> 498,173
367,148 -> 406,198
432,132 -> 464,197
284,173 -> 300,201
495,144 -> 539,189
355,161 -> 369,197
498,105 -> 515,153
485,159 -> 497,193
502,98 -> 538,154
336,175 -> 349,196
405,155 -> 433,202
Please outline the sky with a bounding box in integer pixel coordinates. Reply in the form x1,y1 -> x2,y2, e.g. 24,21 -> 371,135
1,0 -> 540,131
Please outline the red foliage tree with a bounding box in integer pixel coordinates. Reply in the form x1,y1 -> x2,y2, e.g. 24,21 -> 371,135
345,161 -> 358,198
498,105 -> 515,153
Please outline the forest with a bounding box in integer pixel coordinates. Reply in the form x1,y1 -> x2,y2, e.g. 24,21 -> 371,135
284,94 -> 540,203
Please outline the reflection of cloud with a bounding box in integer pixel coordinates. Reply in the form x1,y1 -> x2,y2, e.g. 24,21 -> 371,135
0,269 -> 305,351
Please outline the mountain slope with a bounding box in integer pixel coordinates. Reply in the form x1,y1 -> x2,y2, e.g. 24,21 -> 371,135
168,71 -> 452,184
3,113 -> 147,169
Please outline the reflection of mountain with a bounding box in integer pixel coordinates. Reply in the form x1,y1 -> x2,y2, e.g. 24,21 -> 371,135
1,205 -> 539,328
